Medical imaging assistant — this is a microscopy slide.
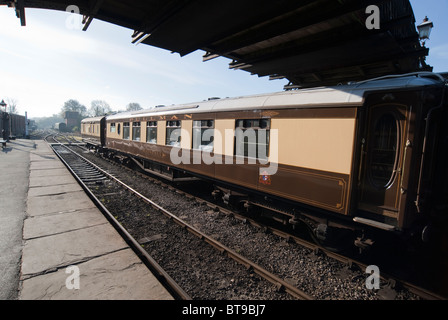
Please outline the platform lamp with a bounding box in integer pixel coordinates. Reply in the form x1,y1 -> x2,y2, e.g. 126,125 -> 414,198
417,16 -> 434,47
0,99 -> 7,141
0,99 -> 6,112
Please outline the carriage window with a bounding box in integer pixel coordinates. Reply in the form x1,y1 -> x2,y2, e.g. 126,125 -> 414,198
132,122 -> 141,141
369,113 -> 399,188
193,120 -> 214,151
110,123 -> 116,133
117,123 -> 121,135
234,119 -> 270,160
123,122 -> 130,140
166,120 -> 181,147
146,121 -> 157,144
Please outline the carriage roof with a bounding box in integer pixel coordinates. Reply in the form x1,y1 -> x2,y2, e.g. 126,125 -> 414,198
105,72 -> 444,121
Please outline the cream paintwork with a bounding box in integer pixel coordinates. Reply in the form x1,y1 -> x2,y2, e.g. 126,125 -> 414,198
272,118 -> 356,175
106,122 -> 121,140
214,119 -> 235,157
157,121 -> 166,146
181,120 -> 192,149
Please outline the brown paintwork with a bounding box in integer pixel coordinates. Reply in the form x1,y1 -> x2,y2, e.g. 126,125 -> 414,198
358,103 -> 409,219
259,164 -> 350,214
261,107 -> 357,119
356,89 -> 432,229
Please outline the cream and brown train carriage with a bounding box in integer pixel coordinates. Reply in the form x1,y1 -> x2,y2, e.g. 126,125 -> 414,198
98,73 -> 448,248
81,116 -> 106,148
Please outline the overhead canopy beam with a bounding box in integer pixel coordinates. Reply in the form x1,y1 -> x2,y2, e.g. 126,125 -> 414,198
4,0 -> 27,26
82,0 -> 104,31
16,0 -> 25,26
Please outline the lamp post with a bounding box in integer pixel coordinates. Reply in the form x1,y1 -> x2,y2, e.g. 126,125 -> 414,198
416,16 -> 434,71
0,99 -> 7,140
417,16 -> 434,47
0,100 -> 6,112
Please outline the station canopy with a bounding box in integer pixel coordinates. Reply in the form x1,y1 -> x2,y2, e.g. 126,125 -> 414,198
1,0 -> 432,88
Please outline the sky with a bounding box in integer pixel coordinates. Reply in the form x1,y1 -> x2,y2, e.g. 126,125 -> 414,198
0,1 -> 447,119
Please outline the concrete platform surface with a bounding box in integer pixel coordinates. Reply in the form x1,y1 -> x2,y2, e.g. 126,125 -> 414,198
1,139 -> 173,300
0,139 -> 34,300
20,249 -> 172,300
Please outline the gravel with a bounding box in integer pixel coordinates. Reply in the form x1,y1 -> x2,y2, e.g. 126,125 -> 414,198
91,178 -> 293,300
76,148 -> 421,300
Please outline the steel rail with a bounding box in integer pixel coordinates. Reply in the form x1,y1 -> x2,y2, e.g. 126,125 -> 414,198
60,143 -> 314,300
49,143 -> 191,300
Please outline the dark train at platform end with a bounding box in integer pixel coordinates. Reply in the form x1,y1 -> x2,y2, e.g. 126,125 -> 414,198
81,72 -> 448,250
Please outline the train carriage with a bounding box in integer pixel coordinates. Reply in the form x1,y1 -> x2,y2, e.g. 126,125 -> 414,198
81,116 -> 106,148
87,72 -> 448,248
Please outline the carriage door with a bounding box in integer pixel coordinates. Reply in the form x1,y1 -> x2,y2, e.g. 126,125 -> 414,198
358,104 -> 409,220
100,118 -> 106,146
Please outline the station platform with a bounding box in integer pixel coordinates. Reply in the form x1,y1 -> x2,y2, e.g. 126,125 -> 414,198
0,139 -> 173,300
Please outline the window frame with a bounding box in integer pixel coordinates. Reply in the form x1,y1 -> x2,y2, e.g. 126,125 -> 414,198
368,113 -> 400,189
146,121 -> 158,144
165,120 -> 182,147
192,120 -> 214,152
123,122 -> 130,140
234,119 -> 270,161
132,121 -> 141,141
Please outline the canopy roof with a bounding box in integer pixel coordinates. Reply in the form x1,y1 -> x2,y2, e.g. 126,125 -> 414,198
1,0 -> 432,87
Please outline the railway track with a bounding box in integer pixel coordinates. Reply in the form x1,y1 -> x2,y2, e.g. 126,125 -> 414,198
49,143 -> 190,300
47,137 -> 445,300
95,151 -> 448,300
49,142 -> 313,300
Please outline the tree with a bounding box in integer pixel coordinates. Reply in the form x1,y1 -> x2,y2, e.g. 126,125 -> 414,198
60,99 -> 87,117
126,102 -> 142,112
89,100 -> 111,117
32,114 -> 64,129
6,98 -> 18,114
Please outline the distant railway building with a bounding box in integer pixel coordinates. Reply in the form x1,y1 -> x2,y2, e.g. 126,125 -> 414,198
1,110 -> 26,139
64,111 -> 80,132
